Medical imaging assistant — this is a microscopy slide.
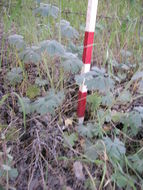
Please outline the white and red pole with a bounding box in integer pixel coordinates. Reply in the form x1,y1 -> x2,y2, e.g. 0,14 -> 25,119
77,0 -> 98,124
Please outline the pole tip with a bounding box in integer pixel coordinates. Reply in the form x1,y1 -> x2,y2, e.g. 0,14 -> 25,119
78,117 -> 84,124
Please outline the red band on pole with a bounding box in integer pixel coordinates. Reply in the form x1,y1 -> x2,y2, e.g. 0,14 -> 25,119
82,31 -> 94,64
77,0 -> 98,123
77,91 -> 87,118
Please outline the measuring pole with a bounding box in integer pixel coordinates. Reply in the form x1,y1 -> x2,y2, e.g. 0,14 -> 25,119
77,0 -> 98,124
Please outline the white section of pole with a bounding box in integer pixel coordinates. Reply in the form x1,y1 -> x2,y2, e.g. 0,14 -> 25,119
78,117 -> 85,124
81,64 -> 91,74
79,84 -> 87,93
85,0 -> 98,32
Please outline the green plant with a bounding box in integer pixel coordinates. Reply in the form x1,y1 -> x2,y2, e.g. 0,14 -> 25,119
0,134 -> 18,190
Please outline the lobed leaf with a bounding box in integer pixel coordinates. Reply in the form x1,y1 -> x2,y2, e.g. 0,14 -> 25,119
18,97 -> 32,114
78,123 -> 96,138
84,141 -> 98,161
63,132 -> 78,147
84,140 -> 104,162
7,67 -> 23,84
19,47 -> 41,64
62,52 -> 82,74
67,42 -> 83,58
39,40 -> 65,56
125,111 -> 142,136
78,122 -> 104,138
35,77 -> 49,86
102,91 -> 114,106
134,106 -> 143,118
32,90 -> 65,115
9,168 -> 18,179
128,154 -> 143,174
58,19 -> 79,39
8,34 -> 25,49
118,90 -> 132,104
34,3 -> 59,18
75,66 -> 114,93
103,137 -> 126,160
87,93 -> 102,111
112,171 -> 136,189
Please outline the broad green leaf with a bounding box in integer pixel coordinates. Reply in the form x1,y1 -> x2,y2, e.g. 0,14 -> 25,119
34,3 -> 59,18
7,67 -> 23,84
